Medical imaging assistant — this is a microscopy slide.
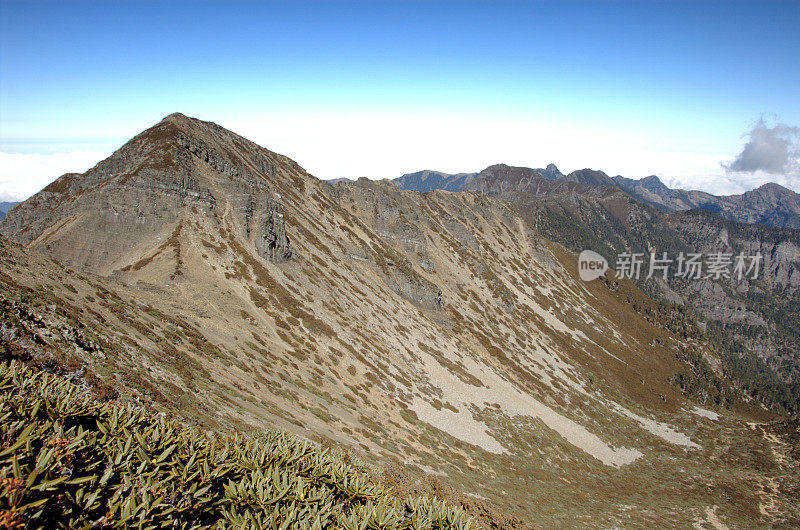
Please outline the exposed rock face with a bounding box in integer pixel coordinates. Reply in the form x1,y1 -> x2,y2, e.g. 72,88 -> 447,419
1,294 -> 105,361
178,132 -> 250,180
332,178 -> 443,309
465,164 -> 548,196
264,198 -> 292,261
667,211 -> 800,291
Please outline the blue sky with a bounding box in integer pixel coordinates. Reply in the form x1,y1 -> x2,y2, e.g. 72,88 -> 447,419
1,0 -> 799,200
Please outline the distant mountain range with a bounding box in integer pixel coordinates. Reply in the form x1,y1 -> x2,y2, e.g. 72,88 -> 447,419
392,170 -> 478,193
396,162 -> 800,419
394,164 -> 800,229
0,202 -> 18,221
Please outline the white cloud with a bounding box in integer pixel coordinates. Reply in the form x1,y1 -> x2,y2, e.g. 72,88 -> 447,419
229,110 -> 737,193
2,112 -> 796,202
0,150 -> 110,201
711,117 -> 800,195
724,118 -> 799,175
661,159 -> 800,195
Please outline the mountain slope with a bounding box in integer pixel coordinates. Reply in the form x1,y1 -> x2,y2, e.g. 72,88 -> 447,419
2,113 -> 799,527
396,163 -> 800,414
469,165 -> 800,417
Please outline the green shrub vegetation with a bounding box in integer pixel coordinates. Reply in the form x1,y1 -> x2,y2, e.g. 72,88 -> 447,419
0,361 -> 475,529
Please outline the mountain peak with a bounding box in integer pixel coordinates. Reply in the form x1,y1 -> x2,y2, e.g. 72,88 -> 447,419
563,168 -> 616,187
754,182 -> 793,194
0,113 -> 297,270
639,175 -> 670,193
155,112 -> 197,131
162,111 -> 189,122
536,163 -> 565,180
393,169 -> 477,193
479,163 -> 542,180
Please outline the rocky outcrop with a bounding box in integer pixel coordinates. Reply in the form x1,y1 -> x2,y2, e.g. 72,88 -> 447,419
263,198 -> 292,262
178,133 -> 250,180
534,163 -> 565,181
668,210 -> 800,291
380,259 -> 443,311
0,295 -> 105,360
331,178 -> 443,309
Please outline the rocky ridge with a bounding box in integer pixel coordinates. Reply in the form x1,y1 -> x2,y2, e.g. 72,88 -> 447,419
396,163 -> 800,230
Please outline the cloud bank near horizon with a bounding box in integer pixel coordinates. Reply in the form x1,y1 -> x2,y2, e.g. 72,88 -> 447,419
2,117 -> 799,202
0,151 -> 110,202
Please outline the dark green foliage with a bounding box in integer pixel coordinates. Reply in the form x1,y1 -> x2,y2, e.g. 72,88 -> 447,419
0,361 -> 475,529
705,321 -> 800,417
672,346 -> 737,408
